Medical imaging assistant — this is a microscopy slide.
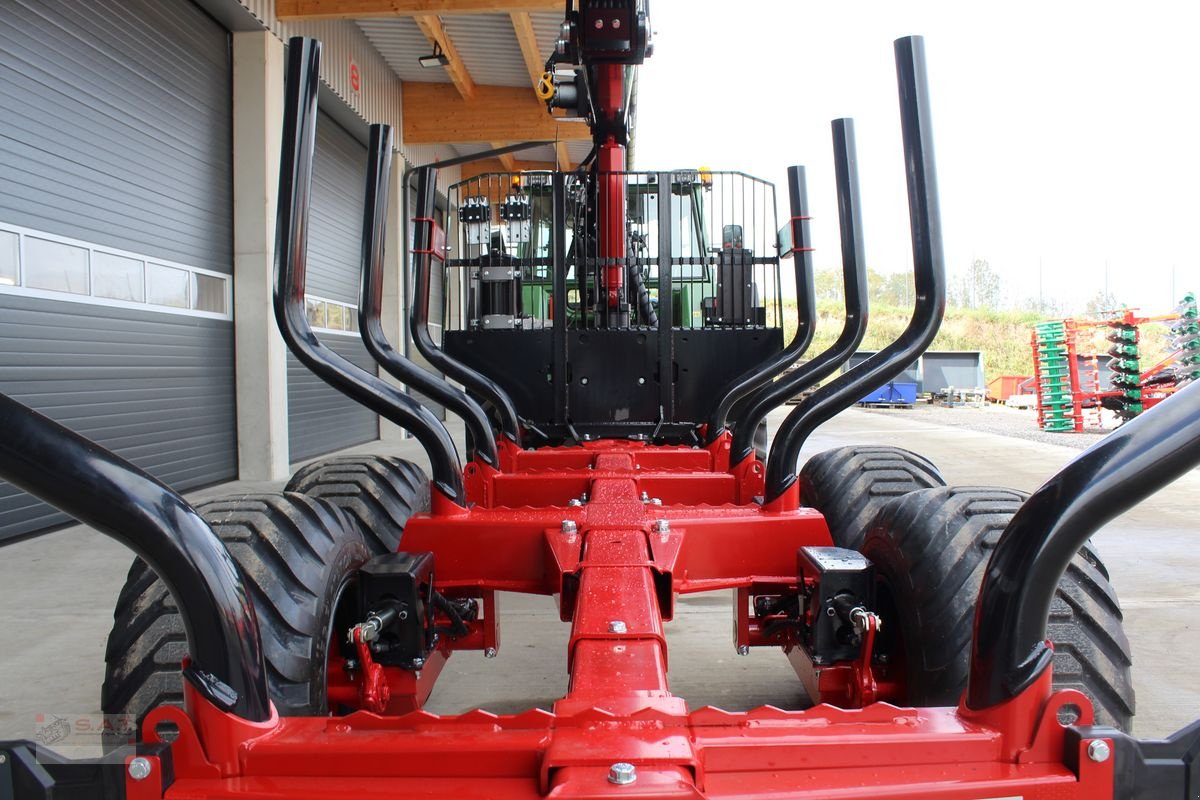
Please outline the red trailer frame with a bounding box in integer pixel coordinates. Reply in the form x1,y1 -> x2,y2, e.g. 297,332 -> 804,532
130,441 -> 1118,799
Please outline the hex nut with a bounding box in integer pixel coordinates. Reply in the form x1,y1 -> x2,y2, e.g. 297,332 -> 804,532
1088,739 -> 1111,763
608,762 -> 637,785
608,620 -> 628,634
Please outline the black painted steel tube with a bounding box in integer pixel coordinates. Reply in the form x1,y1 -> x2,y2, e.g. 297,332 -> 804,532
275,38 -> 466,505
764,36 -> 945,503
730,120 -> 869,464
704,166 -> 816,442
408,165 -> 523,445
968,378 -> 1200,711
0,394 -> 271,722
357,125 -> 499,468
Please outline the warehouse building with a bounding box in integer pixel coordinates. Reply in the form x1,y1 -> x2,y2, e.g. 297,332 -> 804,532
0,0 -> 595,541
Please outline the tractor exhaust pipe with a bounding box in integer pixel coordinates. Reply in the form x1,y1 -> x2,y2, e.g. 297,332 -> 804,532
730,119 -> 869,465
968,378 -> 1200,712
408,164 -> 524,447
357,125 -> 500,469
275,38 -> 466,506
764,36 -> 945,505
0,395 -> 271,722
704,165 -> 816,442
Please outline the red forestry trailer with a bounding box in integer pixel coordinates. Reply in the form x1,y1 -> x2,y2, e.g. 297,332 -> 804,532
2,4 -> 1199,798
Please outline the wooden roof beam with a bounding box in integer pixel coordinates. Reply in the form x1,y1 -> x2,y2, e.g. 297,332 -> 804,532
509,11 -> 545,90
413,14 -> 476,100
555,140 -> 570,170
277,0 -> 562,20
402,82 -> 590,144
491,144 -> 517,171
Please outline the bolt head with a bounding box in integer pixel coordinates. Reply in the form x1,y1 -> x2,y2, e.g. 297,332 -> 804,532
650,497 -> 662,506
568,498 -> 582,507
608,620 -> 628,634
1088,739 -> 1111,763
608,762 -> 637,785
737,645 -> 750,656
484,647 -> 498,659
653,519 -> 670,533
0,753 -> 6,765
128,757 -> 152,781
561,519 -> 577,534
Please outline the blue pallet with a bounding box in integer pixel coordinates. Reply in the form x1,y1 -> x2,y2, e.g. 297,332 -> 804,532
860,382 -> 917,406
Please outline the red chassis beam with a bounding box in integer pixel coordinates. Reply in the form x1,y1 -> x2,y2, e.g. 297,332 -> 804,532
141,670 -> 1114,799
124,441 -> 1114,797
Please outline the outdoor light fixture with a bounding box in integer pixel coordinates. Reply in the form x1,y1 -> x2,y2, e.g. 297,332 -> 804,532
418,42 -> 450,68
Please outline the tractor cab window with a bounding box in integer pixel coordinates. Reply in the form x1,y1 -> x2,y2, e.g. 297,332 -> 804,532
628,181 -> 709,282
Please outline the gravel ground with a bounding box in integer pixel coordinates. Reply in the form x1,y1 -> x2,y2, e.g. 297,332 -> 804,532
859,401 -> 1117,450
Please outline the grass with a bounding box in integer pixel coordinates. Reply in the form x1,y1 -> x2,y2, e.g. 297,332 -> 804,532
780,301 -> 1175,384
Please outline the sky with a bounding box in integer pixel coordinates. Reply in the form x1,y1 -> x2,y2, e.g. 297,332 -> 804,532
633,1 -> 1200,314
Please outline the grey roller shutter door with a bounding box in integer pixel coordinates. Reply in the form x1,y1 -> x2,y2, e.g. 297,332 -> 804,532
0,0 -> 235,542
287,112 -> 380,462
0,298 -> 235,538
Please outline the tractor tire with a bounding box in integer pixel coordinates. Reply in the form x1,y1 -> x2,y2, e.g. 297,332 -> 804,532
862,485 -> 1135,730
101,492 -> 370,744
799,445 -> 945,550
285,455 -> 430,554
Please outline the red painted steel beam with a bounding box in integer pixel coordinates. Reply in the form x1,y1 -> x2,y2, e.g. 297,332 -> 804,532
155,676 -> 1113,799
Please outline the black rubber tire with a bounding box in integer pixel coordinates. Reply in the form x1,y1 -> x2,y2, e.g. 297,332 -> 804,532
862,485 -> 1135,730
799,445 -> 945,550
285,455 -> 430,554
101,492 -> 370,742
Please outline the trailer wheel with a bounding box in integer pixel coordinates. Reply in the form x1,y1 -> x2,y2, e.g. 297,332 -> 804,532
286,455 -> 430,554
862,485 -> 1135,730
799,445 -> 945,550
101,492 -> 370,744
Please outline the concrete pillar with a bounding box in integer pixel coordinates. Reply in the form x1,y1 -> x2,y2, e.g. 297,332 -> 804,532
379,154 -> 409,443
232,31 -> 290,480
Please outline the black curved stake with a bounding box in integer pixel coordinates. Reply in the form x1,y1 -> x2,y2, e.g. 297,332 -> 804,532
705,166 -> 816,442
730,120 -> 869,464
0,394 -> 271,722
274,38 -> 466,505
764,36 -> 945,503
408,164 -> 523,445
358,125 -> 500,468
968,378 -> 1200,711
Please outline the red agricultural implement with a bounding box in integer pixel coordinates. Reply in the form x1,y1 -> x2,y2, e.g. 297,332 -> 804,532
3,4 -> 1200,798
